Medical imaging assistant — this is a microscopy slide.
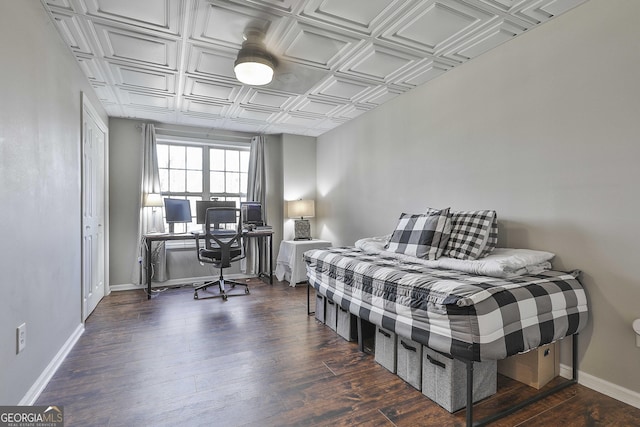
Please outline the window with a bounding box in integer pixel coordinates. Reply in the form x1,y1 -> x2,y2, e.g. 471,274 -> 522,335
157,140 -> 250,233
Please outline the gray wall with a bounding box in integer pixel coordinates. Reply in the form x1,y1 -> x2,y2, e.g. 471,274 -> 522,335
0,1 -> 107,404
282,134 -> 317,240
316,0 -> 640,399
108,119 -> 284,287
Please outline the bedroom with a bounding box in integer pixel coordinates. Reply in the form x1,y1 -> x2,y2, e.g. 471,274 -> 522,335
1,0 -> 639,425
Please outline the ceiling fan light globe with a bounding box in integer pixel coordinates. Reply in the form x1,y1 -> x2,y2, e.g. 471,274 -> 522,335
234,59 -> 274,86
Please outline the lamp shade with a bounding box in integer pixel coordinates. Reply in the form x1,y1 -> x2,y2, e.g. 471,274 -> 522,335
144,193 -> 163,208
234,57 -> 274,86
288,199 -> 315,219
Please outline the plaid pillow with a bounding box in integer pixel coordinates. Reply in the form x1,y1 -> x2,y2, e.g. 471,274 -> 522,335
444,210 -> 497,260
479,214 -> 498,257
385,209 -> 451,260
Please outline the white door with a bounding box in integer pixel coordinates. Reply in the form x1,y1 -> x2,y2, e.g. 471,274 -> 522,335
82,96 -> 108,320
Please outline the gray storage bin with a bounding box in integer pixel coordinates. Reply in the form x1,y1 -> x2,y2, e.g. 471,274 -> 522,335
374,327 -> 397,373
336,305 -> 357,341
325,298 -> 338,332
422,347 -> 497,413
396,337 -> 422,390
314,294 -> 325,323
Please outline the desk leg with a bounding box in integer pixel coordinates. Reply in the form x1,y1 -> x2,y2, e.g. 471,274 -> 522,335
146,240 -> 152,300
269,234 -> 273,285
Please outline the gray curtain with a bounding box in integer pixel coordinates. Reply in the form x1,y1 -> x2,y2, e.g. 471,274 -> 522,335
244,135 -> 267,274
133,123 -> 167,285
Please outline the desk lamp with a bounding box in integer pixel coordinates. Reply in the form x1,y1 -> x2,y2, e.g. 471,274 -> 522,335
288,199 -> 314,240
144,193 -> 163,233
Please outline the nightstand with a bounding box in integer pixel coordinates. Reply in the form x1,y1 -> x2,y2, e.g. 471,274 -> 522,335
275,239 -> 331,287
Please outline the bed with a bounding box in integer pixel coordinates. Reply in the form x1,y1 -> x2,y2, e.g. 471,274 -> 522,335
304,240 -> 588,362
304,233 -> 589,426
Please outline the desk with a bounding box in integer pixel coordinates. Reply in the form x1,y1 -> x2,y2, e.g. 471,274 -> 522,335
275,239 -> 331,286
143,230 -> 273,299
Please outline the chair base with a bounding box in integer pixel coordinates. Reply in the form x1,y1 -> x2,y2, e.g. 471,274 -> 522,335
194,277 -> 250,301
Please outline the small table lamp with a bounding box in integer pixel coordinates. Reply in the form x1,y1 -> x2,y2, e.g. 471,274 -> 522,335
144,193 -> 164,233
288,199 -> 315,240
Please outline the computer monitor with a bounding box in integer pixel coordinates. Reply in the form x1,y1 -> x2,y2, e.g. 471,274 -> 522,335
241,201 -> 263,226
163,198 -> 192,233
196,200 -> 236,224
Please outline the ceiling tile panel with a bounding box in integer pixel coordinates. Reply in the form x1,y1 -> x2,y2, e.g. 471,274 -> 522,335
92,23 -> 179,69
289,97 -> 342,116
186,45 -> 237,80
299,0 -> 407,36
49,9 -> 95,55
277,22 -> 362,69
312,76 -> 374,102
41,0 -> 589,136
183,77 -> 241,102
242,89 -> 298,109
340,44 -> 421,83
396,59 -> 452,87
190,0 -> 287,48
443,19 -> 525,63
109,63 -> 176,94
79,0 -> 183,35
380,0 -> 496,55
76,54 -> 107,83
227,0 -> 304,14
183,99 -> 230,117
118,89 -> 175,110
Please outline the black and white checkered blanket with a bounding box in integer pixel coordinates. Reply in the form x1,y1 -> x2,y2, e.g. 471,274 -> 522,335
304,247 -> 588,362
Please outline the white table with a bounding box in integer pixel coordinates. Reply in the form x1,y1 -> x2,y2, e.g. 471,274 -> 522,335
275,239 -> 331,286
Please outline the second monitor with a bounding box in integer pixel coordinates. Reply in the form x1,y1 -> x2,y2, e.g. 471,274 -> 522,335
195,200 -> 236,224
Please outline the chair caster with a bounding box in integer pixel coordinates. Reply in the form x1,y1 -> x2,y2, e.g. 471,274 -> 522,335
222,294 -> 228,301
194,292 -> 199,300
245,288 -> 250,294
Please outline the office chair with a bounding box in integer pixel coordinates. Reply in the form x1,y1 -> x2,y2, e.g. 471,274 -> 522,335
193,207 -> 249,300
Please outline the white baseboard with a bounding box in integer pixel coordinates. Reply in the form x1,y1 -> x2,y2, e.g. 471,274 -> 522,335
19,324 -> 84,405
560,363 -> 640,409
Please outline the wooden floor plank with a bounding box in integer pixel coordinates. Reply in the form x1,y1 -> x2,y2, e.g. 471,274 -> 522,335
35,280 -> 640,426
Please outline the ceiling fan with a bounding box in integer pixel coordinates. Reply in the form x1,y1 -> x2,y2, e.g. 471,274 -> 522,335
233,25 -> 328,94
234,27 -> 276,86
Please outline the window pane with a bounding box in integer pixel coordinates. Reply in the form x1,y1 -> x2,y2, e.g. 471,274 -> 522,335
226,150 -> 240,172
186,147 -> 202,170
157,144 -> 169,168
159,169 -> 169,192
240,172 -> 247,194
169,169 -> 186,192
170,146 -> 186,169
210,171 -> 225,193
186,170 -> 202,193
226,172 -> 239,194
240,151 -> 249,172
210,148 -> 225,170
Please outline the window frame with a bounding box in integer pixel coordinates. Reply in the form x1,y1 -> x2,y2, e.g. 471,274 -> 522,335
156,136 -> 251,236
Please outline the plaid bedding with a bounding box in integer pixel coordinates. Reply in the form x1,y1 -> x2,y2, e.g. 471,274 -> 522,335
304,247 -> 588,362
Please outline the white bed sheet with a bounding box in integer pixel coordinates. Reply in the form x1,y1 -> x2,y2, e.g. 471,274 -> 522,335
355,235 -> 553,278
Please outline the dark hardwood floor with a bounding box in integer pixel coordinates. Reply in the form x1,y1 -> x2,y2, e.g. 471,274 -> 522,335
37,279 -> 640,426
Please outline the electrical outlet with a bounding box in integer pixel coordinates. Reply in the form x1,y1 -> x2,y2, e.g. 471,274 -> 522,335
17,323 -> 26,354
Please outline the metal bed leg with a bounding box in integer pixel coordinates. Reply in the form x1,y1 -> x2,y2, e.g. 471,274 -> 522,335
466,334 -> 579,427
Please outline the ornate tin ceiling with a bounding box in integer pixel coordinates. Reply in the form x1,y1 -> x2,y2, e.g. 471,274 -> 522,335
42,0 -> 588,136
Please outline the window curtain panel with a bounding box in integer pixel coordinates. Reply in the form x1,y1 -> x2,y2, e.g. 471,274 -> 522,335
132,123 -> 167,286
244,135 -> 267,274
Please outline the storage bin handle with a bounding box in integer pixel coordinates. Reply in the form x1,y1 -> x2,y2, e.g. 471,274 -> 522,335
400,340 -> 417,352
427,354 -> 446,369
378,328 -> 390,338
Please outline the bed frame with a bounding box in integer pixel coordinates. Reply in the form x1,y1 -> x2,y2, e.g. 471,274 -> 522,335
355,318 -> 579,427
